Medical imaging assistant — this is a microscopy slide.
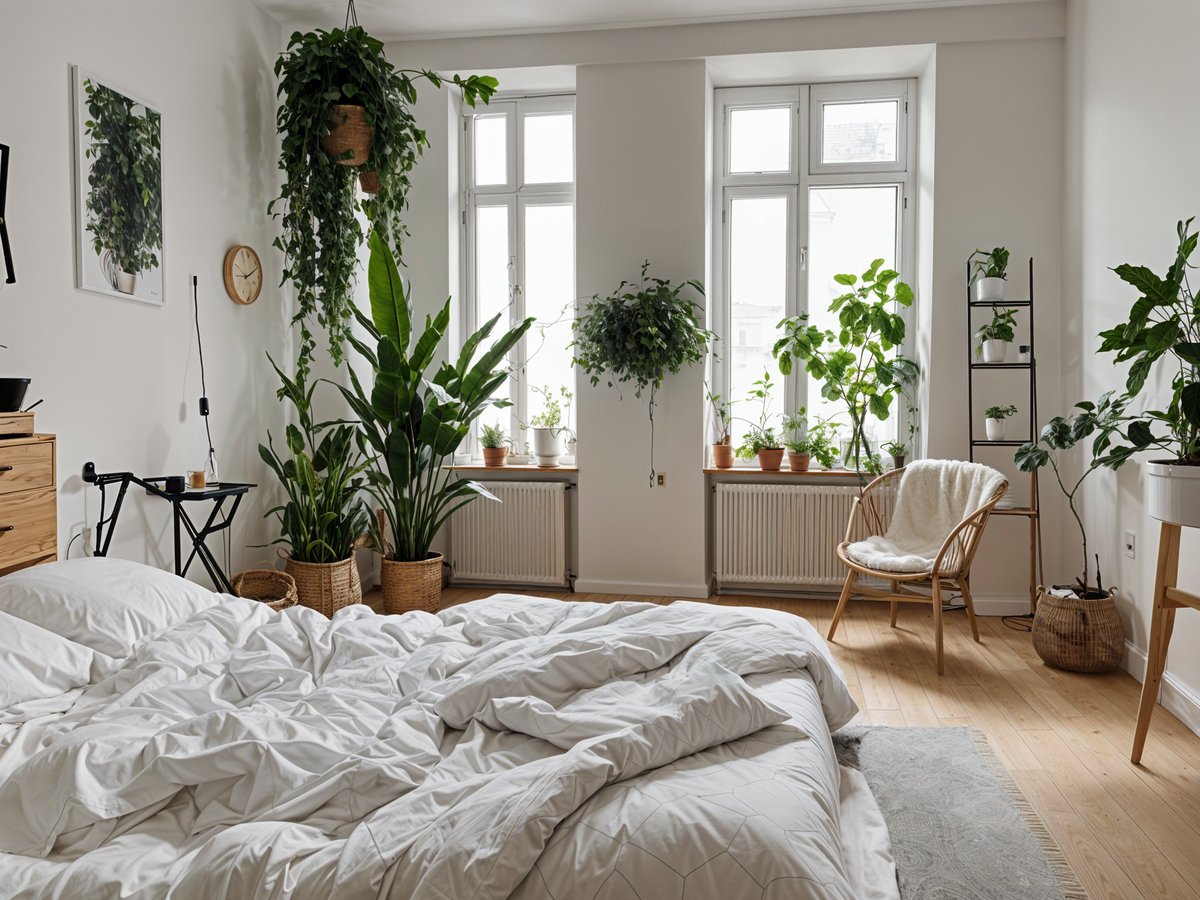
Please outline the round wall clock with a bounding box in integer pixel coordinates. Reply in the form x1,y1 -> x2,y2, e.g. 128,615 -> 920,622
223,245 -> 262,305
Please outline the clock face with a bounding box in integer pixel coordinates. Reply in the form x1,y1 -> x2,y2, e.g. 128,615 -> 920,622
223,245 -> 262,305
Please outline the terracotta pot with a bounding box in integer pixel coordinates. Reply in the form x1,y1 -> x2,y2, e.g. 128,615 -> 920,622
380,552 -> 444,615
712,443 -> 734,468
1032,586 -> 1124,673
284,555 -> 361,617
757,448 -> 785,471
359,170 -> 380,193
787,451 -> 811,472
321,104 -> 373,166
482,447 -> 508,467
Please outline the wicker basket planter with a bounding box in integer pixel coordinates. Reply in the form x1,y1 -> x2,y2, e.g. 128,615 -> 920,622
380,552 -> 444,615
358,169 -> 380,194
1032,587 -> 1124,673
284,556 -> 362,617
321,104 -> 372,166
231,569 -> 298,612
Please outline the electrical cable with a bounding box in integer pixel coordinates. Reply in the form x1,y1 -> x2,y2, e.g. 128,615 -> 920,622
193,276 -> 217,481
65,532 -> 82,559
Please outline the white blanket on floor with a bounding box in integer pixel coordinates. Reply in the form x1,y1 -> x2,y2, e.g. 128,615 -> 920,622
844,460 -> 1006,573
0,595 -> 863,899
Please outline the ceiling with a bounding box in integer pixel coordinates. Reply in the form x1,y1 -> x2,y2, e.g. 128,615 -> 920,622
255,0 -> 1041,41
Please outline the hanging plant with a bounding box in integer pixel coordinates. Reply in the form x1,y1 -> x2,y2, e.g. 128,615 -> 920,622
270,12 -> 497,378
571,261 -> 714,483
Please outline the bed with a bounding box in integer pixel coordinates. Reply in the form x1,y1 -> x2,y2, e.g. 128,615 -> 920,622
0,558 -> 896,899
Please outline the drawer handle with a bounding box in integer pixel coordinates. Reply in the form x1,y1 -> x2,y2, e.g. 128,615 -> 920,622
0,466 -> 11,473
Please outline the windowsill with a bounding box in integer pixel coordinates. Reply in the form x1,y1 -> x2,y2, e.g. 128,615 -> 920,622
704,466 -> 867,477
448,463 -> 579,474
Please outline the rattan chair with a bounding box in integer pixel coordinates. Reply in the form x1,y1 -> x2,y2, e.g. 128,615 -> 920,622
828,463 -> 1008,675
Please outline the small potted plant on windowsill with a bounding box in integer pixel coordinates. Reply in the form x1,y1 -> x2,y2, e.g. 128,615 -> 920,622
480,424 -> 510,467
975,307 -> 1018,363
784,412 -> 840,471
968,246 -> 1010,303
706,386 -> 734,469
881,440 -> 908,469
734,372 -> 784,470
527,385 -> 575,468
984,404 -> 1018,441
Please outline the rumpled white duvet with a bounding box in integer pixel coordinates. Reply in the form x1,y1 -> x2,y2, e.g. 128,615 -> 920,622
0,594 -> 878,899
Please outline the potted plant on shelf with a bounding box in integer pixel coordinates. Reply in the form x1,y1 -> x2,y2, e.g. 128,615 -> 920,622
480,424 -> 510,467
272,24 -> 497,378
881,440 -> 908,469
83,78 -> 162,295
735,372 -> 784,470
572,261 -> 714,484
1096,217 -> 1200,527
339,230 -> 533,614
527,385 -> 575,468
259,356 -> 372,615
773,259 -> 919,478
975,307 -> 1018,363
706,386 -> 734,469
968,246 -> 1010,302
1016,393 -> 1128,672
984,404 -> 1018,441
782,410 -> 812,471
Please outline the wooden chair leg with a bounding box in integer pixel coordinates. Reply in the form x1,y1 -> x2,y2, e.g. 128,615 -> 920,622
958,577 -> 981,642
1132,521 -> 1182,764
931,578 -> 944,675
889,580 -> 899,627
828,571 -> 855,642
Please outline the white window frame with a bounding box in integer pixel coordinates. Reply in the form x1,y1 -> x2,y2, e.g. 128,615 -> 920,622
462,95 -> 576,460
712,79 -> 917,463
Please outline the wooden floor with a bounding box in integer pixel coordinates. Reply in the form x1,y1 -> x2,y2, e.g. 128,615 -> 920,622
408,586 -> 1200,900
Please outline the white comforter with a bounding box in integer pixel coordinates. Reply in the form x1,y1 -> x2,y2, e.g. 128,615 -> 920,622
0,595 -> 862,899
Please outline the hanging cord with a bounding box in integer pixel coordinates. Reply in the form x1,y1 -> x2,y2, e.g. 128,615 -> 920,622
647,385 -> 657,487
344,0 -> 359,29
193,277 -> 217,480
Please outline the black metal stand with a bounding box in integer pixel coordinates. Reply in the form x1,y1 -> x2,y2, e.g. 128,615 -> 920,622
83,463 -> 253,593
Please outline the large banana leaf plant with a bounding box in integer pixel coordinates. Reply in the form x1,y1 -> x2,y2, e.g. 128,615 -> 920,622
339,230 -> 533,562
259,356 -> 372,563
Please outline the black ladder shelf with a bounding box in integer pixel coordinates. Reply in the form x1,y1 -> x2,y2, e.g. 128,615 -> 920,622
966,257 -> 1044,614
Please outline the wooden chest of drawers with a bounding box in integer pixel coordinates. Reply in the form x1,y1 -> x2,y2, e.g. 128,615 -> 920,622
0,434 -> 57,575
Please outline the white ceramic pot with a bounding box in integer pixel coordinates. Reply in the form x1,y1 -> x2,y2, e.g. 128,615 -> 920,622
114,268 -> 137,295
1146,460 -> 1200,527
981,339 -> 1008,363
531,427 -> 564,467
972,276 -> 1007,303
985,417 -> 1006,441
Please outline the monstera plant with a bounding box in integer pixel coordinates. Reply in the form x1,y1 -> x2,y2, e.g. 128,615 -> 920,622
272,23 -> 497,377
339,230 -> 532,613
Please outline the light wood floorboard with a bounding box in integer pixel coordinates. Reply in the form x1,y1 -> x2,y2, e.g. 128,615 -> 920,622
368,586 -> 1200,900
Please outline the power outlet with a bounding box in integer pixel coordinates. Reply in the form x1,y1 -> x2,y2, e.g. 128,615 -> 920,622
656,473 -> 666,487
1123,529 -> 1136,559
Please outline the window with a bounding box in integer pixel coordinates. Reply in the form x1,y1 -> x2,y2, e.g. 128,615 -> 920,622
463,97 -> 576,458
713,80 -> 914,455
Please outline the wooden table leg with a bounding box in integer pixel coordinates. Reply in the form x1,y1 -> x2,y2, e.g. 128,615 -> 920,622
1132,521 -> 1181,764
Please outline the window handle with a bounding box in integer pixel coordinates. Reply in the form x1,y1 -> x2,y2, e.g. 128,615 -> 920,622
799,246 -> 808,271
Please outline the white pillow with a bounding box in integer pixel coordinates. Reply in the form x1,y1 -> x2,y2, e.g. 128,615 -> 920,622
0,608 -> 113,712
0,558 -> 221,658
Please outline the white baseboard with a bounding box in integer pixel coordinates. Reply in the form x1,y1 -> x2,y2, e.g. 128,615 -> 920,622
572,578 -> 711,599
1123,640 -> 1200,738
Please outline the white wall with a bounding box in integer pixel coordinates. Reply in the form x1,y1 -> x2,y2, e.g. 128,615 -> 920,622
1065,0 -> 1200,728
384,4 -> 1069,603
0,1 -> 287,583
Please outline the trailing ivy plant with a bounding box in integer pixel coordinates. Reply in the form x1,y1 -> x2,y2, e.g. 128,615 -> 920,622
773,259 -> 919,477
571,260 -> 714,483
271,25 -> 497,378
83,79 -> 162,277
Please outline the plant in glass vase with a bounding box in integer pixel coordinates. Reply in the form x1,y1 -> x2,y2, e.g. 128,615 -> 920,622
773,259 -> 919,479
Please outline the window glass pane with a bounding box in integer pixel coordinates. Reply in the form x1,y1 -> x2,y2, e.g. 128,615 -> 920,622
728,195 -> 788,447
807,185 -> 900,447
728,106 -> 791,174
524,114 -> 574,184
474,115 -> 507,186
523,203 -> 575,438
474,204 -> 512,428
821,100 -> 898,165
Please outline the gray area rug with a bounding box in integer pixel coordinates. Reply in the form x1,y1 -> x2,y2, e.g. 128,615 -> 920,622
834,726 -> 1088,900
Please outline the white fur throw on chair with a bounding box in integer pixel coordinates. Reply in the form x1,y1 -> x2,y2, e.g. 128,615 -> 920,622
843,460 -> 1007,573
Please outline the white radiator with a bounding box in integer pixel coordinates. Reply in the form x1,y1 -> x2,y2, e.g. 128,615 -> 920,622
714,483 -> 893,588
450,482 -> 569,586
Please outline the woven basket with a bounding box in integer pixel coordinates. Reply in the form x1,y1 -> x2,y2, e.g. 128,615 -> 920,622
321,104 -> 372,166
231,569 -> 298,612
284,556 -> 362,617
359,170 -> 380,193
1032,587 -> 1124,673
380,553 -> 443,615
